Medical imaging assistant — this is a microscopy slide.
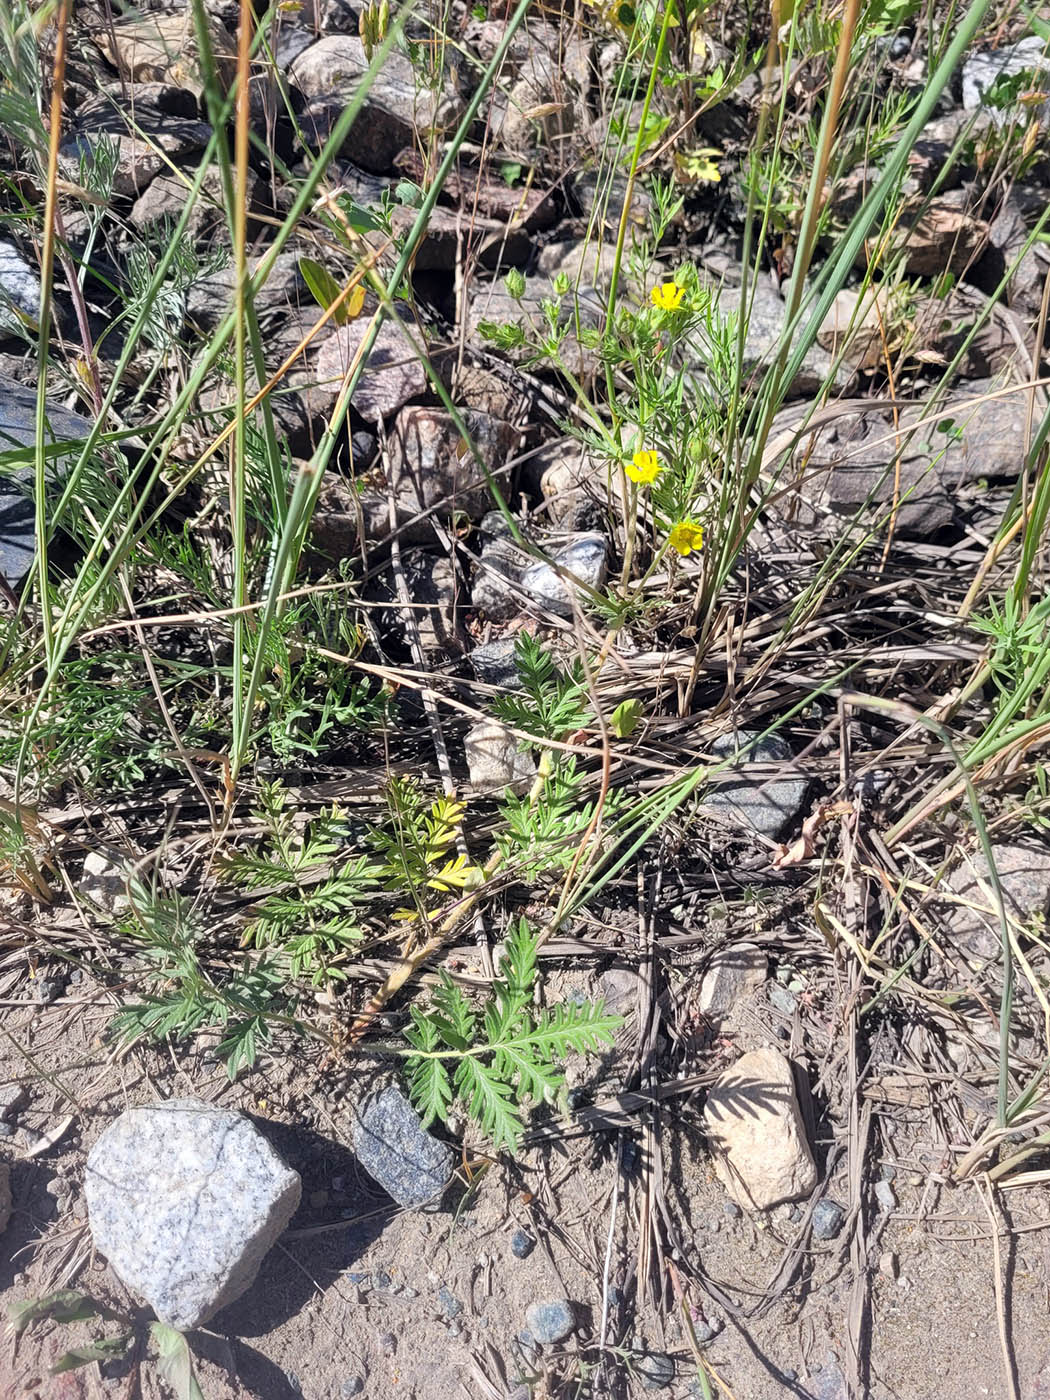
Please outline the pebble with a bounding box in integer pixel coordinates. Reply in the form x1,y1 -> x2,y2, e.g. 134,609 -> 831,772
32,977 -> 64,1005
438,1285 -> 463,1319
768,982 -> 798,1016
890,32 -> 912,59
635,1352 -> 675,1390
874,1180 -> 896,1214
373,1269 -> 393,1290
0,1083 -> 29,1121
525,1298 -> 575,1345
694,1320 -> 720,1345
340,1379 -> 366,1399
812,1198 -> 846,1241
379,1332 -> 397,1356
510,1229 -> 535,1259
285,1371 -> 302,1394
722,1200 -> 742,1219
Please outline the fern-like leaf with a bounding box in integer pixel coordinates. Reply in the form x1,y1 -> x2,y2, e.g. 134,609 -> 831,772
454,1056 -> 523,1152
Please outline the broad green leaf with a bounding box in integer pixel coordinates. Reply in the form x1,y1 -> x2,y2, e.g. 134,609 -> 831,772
299,258 -> 364,326
51,1334 -> 133,1374
151,1323 -> 205,1400
8,1291 -> 113,1336
610,699 -> 643,739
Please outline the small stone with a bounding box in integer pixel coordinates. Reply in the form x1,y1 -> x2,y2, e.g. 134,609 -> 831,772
889,32 -> 912,59
722,1200 -> 742,1219
379,1331 -> 397,1356
469,638 -> 521,690
768,982 -> 798,1016
698,943 -> 767,1020
510,1229 -> 535,1259
85,1099 -> 301,1330
372,1269 -> 392,1291
45,1176 -> 72,1201
874,1180 -> 896,1214
635,1352 -> 675,1389
465,720 -> 536,794
285,1371 -> 302,1394
694,1320 -> 720,1345
340,1378 -> 366,1398
812,1199 -> 846,1241
525,1298 -> 575,1345
78,852 -> 131,916
521,534 -> 608,618
438,1285 -> 463,1319
0,240 -> 41,337
703,1047 -> 818,1210
0,1082 -> 28,1121
309,317 -> 426,425
351,1084 -> 453,1208
879,1250 -> 899,1280
702,732 -> 808,839
32,976 -> 63,1005
945,842 -> 1050,968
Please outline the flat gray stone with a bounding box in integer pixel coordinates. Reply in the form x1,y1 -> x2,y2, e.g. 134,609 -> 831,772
307,317 -> 427,425
0,375 -> 91,588
352,1084 -> 452,1208
702,732 -> 807,839
525,1298 -> 575,1344
85,1099 -> 301,1330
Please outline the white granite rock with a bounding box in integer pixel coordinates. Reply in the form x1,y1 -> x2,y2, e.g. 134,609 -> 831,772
703,1046 -> 816,1209
85,1099 -> 300,1330
698,942 -> 767,1020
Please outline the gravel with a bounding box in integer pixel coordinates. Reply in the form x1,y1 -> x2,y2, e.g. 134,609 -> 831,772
524,1298 -> 575,1344
812,1199 -> 847,1241
510,1228 -> 536,1259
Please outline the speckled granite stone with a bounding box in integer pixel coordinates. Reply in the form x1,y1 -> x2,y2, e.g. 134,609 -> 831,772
85,1099 -> 300,1330
351,1085 -> 452,1208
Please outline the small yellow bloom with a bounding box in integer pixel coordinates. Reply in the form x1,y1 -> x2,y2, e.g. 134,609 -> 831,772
650,281 -> 685,312
627,449 -> 661,484
668,520 -> 704,556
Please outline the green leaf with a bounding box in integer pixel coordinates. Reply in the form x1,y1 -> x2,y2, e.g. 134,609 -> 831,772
407,1051 -> 454,1128
610,699 -> 643,739
299,258 -> 345,322
51,1334 -> 133,1373
336,195 -> 382,233
151,1322 -> 205,1400
8,1291 -> 114,1335
500,160 -> 523,185
454,1056 -> 522,1152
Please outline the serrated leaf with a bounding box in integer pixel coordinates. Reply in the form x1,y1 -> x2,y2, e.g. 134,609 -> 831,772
151,1322 -> 205,1400
51,1334 -> 133,1373
454,1055 -> 522,1152
407,1053 -> 454,1128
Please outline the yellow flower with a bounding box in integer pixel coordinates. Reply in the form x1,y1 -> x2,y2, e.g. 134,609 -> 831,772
627,449 -> 661,484
668,520 -> 704,556
650,281 -> 685,312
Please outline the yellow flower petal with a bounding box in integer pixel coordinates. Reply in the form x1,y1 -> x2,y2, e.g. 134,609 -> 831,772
650,281 -> 685,311
668,520 -> 704,556
626,449 -> 661,484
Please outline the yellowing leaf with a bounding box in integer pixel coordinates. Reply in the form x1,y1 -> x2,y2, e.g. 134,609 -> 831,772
610,699 -> 643,739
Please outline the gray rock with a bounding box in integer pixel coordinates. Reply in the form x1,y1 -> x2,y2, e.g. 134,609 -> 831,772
290,36 -> 463,174
962,37 -> 1050,125
0,374 -> 90,588
635,1352 -> 676,1390
811,1198 -> 846,1241
401,550 -> 464,657
525,1298 -> 575,1344
340,1378 -> 366,1399
131,166 -> 257,240
306,317 -> 427,425
378,407 -> 518,545
186,249 -> 308,333
351,1084 -> 453,1208
0,240 -> 40,338
874,1179 -> 896,1214
702,732 -> 807,839
437,1285 -> 463,1318
521,533 -> 608,618
768,981 -> 798,1016
510,1228 -> 535,1258
0,1158 -> 10,1234
60,115 -> 212,199
85,1099 -> 301,1330
465,720 -> 535,794
698,942 -> 767,1020
0,1082 -> 28,1121
467,279 -> 605,379
809,1355 -> 848,1400
535,440 -> 605,529
78,851 -> 131,916
470,637 -> 522,689
945,841 -> 1050,967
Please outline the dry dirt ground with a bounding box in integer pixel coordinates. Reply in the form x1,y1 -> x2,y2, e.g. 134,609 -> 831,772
4,917 -> 1050,1400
